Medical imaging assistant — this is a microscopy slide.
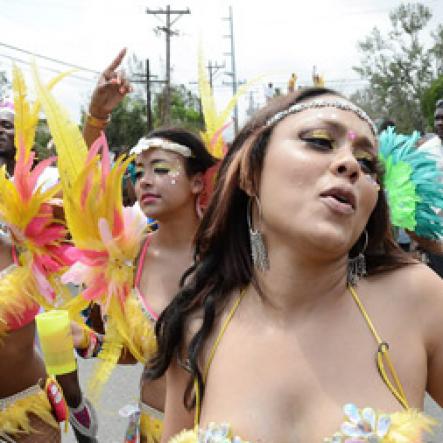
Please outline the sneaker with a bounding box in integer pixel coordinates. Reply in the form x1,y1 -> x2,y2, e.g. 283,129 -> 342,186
69,397 -> 98,443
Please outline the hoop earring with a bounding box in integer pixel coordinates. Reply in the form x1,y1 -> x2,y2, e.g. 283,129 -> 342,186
347,229 -> 368,286
247,196 -> 269,271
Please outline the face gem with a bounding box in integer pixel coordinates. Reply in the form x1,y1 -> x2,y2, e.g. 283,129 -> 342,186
347,130 -> 357,141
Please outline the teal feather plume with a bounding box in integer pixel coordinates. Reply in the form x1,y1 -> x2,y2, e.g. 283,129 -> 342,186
378,127 -> 443,239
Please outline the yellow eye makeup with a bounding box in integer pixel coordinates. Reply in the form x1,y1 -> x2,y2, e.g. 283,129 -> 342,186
153,161 -> 173,174
305,129 -> 334,140
354,150 -> 374,162
301,129 -> 336,150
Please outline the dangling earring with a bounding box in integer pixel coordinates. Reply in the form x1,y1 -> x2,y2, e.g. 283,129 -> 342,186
347,230 -> 368,286
247,196 -> 269,271
195,194 -> 203,219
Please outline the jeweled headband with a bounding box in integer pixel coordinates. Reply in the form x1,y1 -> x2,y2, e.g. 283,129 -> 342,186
265,99 -> 377,136
129,137 -> 193,158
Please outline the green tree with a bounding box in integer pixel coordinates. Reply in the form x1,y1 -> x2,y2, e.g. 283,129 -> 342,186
353,2 -> 442,133
153,84 -> 203,131
34,119 -> 53,160
421,76 -> 443,130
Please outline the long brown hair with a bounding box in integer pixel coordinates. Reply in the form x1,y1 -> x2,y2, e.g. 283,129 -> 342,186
147,87 -> 414,407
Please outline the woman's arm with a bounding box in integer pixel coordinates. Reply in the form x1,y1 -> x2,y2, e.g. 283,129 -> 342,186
160,358 -> 194,442
420,269 -> 443,405
83,48 -> 132,148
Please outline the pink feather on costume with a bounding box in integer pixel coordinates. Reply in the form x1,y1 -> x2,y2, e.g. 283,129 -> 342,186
88,131 -> 111,189
34,254 -> 60,274
83,274 -> 107,301
13,146 -> 35,202
81,132 -> 111,206
87,135 -> 103,163
28,156 -> 56,193
65,248 -> 108,267
25,220 -> 65,246
51,243 -> 77,267
61,261 -> 90,285
14,143 -> 56,202
32,262 -> 55,303
80,169 -> 94,209
209,121 -> 230,155
98,218 -> 115,252
99,132 -> 111,185
112,208 -> 124,237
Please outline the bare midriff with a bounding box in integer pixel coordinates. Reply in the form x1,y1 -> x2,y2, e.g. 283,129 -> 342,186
0,321 -> 47,397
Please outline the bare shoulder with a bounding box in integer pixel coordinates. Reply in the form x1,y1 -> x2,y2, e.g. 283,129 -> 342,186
369,263 -> 443,347
369,262 -> 443,303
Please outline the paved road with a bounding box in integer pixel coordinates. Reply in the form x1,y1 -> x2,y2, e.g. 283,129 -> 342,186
64,359 -> 143,443
64,359 -> 443,442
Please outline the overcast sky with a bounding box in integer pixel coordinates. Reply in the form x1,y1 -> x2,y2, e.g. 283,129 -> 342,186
0,0 -> 442,126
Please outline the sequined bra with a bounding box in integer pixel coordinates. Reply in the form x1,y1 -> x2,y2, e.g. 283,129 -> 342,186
169,286 -> 435,443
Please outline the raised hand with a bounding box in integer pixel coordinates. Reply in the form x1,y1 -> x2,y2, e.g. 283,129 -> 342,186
88,48 -> 133,119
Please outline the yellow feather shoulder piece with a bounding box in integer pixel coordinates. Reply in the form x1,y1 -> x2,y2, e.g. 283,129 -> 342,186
169,429 -> 198,443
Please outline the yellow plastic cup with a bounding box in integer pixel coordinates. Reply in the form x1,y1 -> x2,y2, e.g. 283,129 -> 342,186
35,310 -> 77,375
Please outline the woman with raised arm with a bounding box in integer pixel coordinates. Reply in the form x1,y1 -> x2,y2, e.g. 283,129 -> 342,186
147,88 -> 443,443
41,48 -> 219,443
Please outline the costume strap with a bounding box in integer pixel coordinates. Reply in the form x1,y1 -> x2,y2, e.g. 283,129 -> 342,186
134,235 -> 159,322
135,236 -> 152,287
194,289 -> 246,427
348,285 -> 409,409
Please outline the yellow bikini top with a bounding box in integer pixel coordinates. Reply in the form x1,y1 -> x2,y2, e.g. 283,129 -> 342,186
169,286 -> 435,443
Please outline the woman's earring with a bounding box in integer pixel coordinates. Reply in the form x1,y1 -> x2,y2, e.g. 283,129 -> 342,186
247,196 -> 269,271
195,194 -> 203,219
347,230 -> 368,286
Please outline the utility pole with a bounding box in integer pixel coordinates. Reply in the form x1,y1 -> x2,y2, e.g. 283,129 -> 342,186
223,6 -> 239,134
246,90 -> 259,117
146,59 -> 152,131
206,60 -> 225,89
146,5 -> 190,124
131,59 -> 166,132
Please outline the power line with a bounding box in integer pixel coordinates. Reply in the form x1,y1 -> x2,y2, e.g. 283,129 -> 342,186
0,41 -> 100,74
0,52 -> 95,83
146,5 -> 191,123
